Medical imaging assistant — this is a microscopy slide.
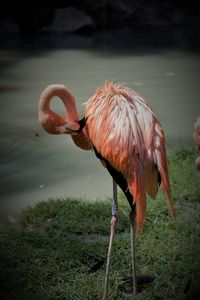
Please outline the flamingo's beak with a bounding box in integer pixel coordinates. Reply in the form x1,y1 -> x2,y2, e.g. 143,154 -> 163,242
56,122 -> 80,135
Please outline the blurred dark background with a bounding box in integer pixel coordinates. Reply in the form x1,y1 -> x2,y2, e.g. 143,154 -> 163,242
0,1 -> 200,49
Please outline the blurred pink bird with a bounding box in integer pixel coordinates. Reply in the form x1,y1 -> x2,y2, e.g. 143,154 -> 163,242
39,81 -> 175,299
193,114 -> 200,170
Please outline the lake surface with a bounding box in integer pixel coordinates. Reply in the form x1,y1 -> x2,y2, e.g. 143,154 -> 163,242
0,34 -> 199,221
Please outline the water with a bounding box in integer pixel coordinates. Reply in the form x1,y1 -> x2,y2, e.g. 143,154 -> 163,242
0,38 -> 199,220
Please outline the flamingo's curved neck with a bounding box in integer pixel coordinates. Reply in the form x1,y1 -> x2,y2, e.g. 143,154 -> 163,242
39,84 -> 79,122
39,84 -> 92,150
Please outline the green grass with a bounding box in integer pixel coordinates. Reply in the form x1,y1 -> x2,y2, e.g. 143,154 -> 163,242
0,147 -> 200,300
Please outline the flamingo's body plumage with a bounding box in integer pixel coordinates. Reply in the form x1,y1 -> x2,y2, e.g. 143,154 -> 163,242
38,81 -> 175,298
84,81 -> 175,230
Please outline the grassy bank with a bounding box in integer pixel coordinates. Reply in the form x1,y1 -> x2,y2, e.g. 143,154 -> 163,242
0,147 -> 200,300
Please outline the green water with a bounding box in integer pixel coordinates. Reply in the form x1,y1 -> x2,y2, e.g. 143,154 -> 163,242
0,47 -> 199,219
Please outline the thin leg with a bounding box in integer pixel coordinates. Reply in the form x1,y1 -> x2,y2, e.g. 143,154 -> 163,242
102,180 -> 118,300
130,209 -> 137,298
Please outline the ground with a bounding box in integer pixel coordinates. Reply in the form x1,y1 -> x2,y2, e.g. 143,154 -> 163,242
0,147 -> 199,300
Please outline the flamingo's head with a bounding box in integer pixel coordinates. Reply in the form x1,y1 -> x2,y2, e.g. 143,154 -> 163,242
38,109 -> 66,135
39,109 -> 80,135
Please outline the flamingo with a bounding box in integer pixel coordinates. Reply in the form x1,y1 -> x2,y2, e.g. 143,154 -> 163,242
38,81 -> 175,299
193,114 -> 200,170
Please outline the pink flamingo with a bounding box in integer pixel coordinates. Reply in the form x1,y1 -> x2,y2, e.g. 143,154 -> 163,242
193,114 -> 200,170
38,81 -> 175,299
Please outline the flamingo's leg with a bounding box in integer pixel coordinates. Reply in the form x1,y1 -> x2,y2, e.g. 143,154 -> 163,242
130,209 -> 137,298
102,180 -> 118,300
